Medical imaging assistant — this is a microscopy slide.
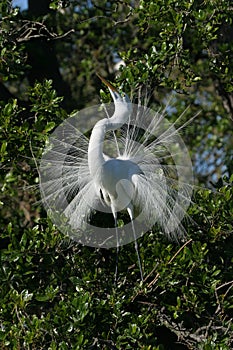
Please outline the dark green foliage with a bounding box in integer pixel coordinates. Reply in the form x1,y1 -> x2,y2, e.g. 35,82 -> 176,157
0,178 -> 232,349
0,1 -> 232,349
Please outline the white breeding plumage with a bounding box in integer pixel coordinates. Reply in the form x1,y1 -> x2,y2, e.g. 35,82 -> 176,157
39,75 -> 194,283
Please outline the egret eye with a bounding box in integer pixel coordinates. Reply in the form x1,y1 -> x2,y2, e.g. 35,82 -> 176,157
117,90 -> 125,98
121,92 -> 127,100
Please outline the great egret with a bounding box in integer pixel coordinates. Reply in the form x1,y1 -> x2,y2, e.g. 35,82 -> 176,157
39,75 -> 194,283
89,74 -> 144,281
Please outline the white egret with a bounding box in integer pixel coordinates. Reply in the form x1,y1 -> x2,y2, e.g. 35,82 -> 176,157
88,74 -> 144,281
39,75 -> 194,283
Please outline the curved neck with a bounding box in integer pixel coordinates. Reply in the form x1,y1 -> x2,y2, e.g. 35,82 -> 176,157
88,102 -> 132,177
88,119 -> 107,177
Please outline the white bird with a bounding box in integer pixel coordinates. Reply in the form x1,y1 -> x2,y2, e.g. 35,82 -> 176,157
88,75 -> 144,281
39,75 -> 194,283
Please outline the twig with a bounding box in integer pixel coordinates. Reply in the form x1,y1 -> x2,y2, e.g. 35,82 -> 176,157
168,238 -> 193,265
12,20 -> 75,43
216,280 -> 233,291
147,238 -> 193,288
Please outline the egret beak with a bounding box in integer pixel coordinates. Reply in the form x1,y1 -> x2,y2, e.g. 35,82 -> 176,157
96,73 -> 117,91
96,73 -> 118,95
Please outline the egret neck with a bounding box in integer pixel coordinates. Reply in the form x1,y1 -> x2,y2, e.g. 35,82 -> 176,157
88,96 -> 132,178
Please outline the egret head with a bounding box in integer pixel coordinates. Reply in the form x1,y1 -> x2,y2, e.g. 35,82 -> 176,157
96,73 -> 131,104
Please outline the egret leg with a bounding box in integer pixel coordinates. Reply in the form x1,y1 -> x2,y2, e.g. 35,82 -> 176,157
127,207 -> 144,282
113,212 -> 119,285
